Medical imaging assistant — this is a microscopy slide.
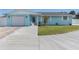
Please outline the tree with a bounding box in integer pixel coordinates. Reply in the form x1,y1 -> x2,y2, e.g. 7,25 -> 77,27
75,12 -> 79,19
43,16 -> 48,25
69,10 -> 75,15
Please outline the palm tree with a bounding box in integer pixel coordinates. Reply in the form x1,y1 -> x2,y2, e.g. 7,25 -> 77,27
69,10 -> 75,15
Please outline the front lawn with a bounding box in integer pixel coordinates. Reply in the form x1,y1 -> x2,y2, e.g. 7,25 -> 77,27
38,26 -> 79,35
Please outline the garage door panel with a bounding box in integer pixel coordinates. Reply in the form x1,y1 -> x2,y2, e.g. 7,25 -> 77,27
12,16 -> 25,26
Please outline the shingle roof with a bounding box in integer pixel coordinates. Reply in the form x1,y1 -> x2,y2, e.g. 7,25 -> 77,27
39,12 -> 73,16
7,9 -> 41,16
6,9 -> 73,16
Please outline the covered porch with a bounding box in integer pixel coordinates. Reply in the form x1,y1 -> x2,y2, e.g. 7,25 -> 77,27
38,15 -> 72,26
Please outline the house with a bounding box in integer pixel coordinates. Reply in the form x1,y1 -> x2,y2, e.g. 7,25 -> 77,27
0,9 -> 74,26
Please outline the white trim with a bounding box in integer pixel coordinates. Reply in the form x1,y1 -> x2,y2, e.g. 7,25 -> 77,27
62,16 -> 63,21
67,16 -> 69,20
41,15 -> 73,16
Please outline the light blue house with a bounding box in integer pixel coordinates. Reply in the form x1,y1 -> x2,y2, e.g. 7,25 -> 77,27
0,9 -> 74,26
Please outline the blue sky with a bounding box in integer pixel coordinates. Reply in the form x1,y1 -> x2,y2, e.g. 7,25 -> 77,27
0,9 -> 14,15
0,9 -> 79,15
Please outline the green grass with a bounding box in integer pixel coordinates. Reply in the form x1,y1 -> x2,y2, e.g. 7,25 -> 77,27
38,26 -> 79,35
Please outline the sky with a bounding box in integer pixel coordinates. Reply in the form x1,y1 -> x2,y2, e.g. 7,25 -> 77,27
0,9 -> 79,15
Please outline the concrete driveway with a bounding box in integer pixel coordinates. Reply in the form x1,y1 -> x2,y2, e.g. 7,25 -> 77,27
0,27 -> 19,39
0,25 -> 39,50
1,26 -> 79,50
39,30 -> 79,50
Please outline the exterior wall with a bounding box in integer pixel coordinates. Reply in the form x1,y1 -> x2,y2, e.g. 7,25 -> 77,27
47,16 -> 72,25
24,15 -> 32,26
72,19 -> 79,25
7,16 -> 12,26
38,16 -> 44,25
0,15 -> 73,26
34,16 -> 39,25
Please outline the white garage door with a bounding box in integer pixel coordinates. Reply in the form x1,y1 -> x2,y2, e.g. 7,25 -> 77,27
12,16 -> 25,26
72,19 -> 79,25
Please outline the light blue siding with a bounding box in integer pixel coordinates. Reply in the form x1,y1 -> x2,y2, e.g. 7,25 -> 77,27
35,16 -> 39,25
38,16 -> 44,25
24,15 -> 31,26
47,16 -> 72,25
7,16 -> 12,26
48,16 -> 61,25
59,16 -> 72,25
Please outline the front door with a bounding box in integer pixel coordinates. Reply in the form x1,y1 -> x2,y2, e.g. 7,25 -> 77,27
32,16 -> 36,25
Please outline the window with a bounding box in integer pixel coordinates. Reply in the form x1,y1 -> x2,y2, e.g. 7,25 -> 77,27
63,16 -> 67,20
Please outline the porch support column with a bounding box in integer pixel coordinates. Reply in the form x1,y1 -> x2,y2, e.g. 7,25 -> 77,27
49,16 -> 52,25
24,16 -> 27,26
36,16 -> 39,25
7,16 -> 12,26
40,16 -> 43,25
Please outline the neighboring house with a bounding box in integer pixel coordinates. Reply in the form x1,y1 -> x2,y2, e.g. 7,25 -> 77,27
72,15 -> 79,25
72,19 -> 79,25
0,9 -> 74,26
